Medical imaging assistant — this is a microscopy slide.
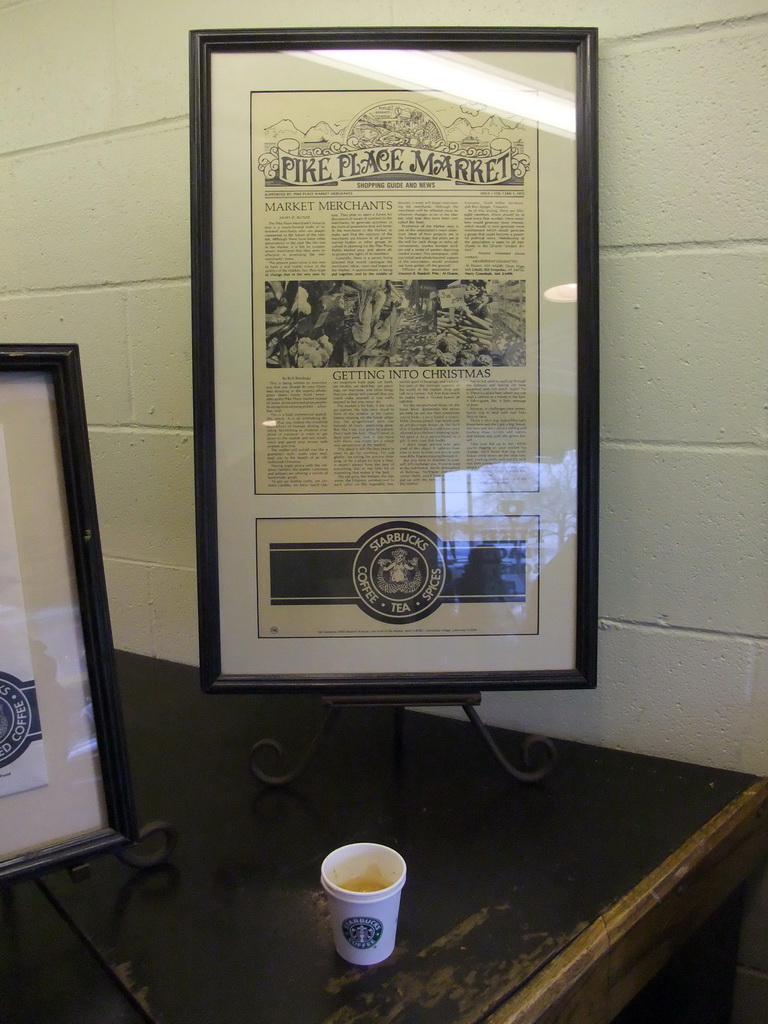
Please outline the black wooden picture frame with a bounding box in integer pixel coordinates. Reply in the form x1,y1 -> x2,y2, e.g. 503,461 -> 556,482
190,27 -> 599,695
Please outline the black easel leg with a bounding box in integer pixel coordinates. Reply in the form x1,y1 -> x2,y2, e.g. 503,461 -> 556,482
462,704 -> 557,783
116,821 -> 178,869
249,705 -> 341,785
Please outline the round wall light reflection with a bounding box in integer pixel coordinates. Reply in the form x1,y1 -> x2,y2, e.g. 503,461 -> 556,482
543,282 -> 577,303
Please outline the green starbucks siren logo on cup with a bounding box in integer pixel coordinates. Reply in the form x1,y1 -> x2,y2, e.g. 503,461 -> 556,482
342,916 -> 383,949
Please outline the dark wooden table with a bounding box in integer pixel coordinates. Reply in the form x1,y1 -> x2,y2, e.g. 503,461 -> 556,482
2,652 -> 767,1024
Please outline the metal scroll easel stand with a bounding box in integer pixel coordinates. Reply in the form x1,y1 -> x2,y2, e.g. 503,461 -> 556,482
249,693 -> 557,786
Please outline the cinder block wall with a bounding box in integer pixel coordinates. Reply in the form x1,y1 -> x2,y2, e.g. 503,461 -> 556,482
2,2 -> 766,1017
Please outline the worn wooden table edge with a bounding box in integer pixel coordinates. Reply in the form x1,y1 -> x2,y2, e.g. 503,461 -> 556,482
485,777 -> 768,1024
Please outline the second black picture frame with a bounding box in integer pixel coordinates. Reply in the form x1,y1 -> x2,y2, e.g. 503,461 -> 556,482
0,344 -> 137,884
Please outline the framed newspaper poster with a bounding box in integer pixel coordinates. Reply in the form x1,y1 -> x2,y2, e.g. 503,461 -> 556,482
0,345 -> 136,883
190,27 -> 599,695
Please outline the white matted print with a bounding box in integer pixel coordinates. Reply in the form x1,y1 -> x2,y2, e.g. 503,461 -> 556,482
0,423 -> 49,798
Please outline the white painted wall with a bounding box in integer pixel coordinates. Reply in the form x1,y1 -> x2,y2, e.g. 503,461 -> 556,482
2,1 -> 766,1017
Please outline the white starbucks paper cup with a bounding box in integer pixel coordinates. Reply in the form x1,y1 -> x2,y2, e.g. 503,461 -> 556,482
320,843 -> 406,965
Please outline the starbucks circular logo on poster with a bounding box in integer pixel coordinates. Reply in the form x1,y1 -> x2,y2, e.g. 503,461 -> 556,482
353,521 -> 446,624
342,916 -> 384,949
0,673 -> 34,767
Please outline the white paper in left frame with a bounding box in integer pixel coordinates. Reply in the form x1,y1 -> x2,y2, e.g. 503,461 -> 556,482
0,423 -> 49,798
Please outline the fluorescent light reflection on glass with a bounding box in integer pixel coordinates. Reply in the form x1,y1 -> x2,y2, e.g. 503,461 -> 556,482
293,49 -> 576,136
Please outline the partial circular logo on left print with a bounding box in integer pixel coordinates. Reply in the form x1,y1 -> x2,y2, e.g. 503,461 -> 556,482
0,672 -> 35,767
353,521 -> 447,624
